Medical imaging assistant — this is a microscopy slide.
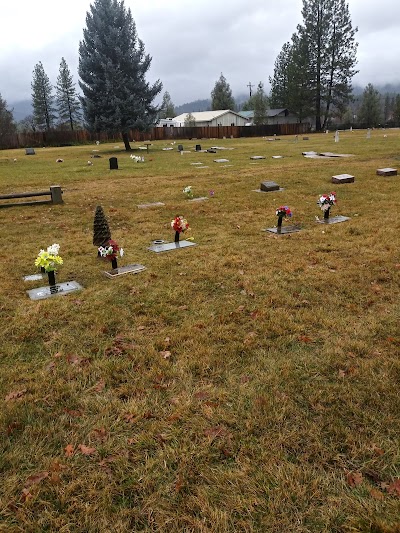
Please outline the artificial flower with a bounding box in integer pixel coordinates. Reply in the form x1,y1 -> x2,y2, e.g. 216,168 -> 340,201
171,216 -> 189,233
276,206 -> 292,218
35,243 -> 63,272
98,239 -> 124,261
318,192 -> 337,211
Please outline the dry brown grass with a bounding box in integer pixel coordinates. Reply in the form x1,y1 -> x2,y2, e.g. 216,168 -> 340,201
1,131 -> 399,532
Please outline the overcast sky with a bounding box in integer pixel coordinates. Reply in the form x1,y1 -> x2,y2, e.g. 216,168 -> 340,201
1,0 -> 399,107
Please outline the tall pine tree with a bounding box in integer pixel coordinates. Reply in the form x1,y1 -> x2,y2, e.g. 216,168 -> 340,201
78,0 -> 162,151
211,73 -> 235,110
159,91 -> 175,119
31,62 -> 56,131
358,84 -> 382,127
56,58 -> 82,130
0,94 -> 16,138
253,83 -> 269,125
270,0 -> 358,130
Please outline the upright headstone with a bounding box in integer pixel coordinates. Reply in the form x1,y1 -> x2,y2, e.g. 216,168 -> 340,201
50,185 -> 63,204
25,148 -> 35,155
177,144 -> 183,152
376,168 -> 398,176
109,157 -> 118,170
334,130 -> 339,143
195,144 -> 201,151
367,129 -> 371,139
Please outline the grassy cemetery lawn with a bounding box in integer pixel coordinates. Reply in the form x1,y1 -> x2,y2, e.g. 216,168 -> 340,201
1,131 -> 399,531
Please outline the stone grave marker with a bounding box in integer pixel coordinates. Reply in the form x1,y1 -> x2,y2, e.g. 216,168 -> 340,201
109,157 -> 118,170
25,148 -> 35,155
27,281 -> 83,301
104,264 -> 146,278
316,215 -> 350,225
303,137 -> 309,140
148,240 -> 196,253
250,156 -> 266,160
366,129 -> 371,139
272,156 -> 283,159
195,144 -> 202,151
331,174 -> 354,184
214,158 -> 229,163
137,202 -> 165,209
177,144 -> 183,151
207,149 -> 217,153
335,130 -> 339,143
376,168 -> 397,176
260,181 -> 280,192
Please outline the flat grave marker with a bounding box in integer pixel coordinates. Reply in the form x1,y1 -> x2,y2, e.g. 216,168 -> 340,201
331,173 -> 355,184
214,159 -> 229,163
250,156 -> 266,160
376,168 -> 397,176
137,202 -> 165,209
316,215 -> 350,225
27,281 -> 83,301
104,264 -> 146,278
260,181 -> 280,192
264,226 -> 301,235
148,240 -> 197,253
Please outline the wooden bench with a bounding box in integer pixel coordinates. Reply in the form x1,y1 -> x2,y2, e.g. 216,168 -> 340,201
0,185 -> 63,208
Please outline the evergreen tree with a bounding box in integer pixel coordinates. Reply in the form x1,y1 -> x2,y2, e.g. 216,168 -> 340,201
56,57 -> 82,130
159,91 -> 175,118
270,0 -> 358,130
298,0 -> 358,130
93,206 -> 111,247
269,42 -> 292,108
253,83 -> 269,125
358,84 -> 382,127
31,62 -> 56,131
211,73 -> 235,110
78,0 -> 162,151
0,93 -> 16,138
184,113 -> 196,127
392,95 -> 400,126
241,96 -> 256,112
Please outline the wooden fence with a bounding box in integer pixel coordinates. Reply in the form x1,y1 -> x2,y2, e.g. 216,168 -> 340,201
0,123 -> 310,150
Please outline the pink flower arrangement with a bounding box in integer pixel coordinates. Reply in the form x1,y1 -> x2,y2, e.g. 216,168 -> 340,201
318,192 -> 337,211
276,206 -> 292,218
171,216 -> 189,233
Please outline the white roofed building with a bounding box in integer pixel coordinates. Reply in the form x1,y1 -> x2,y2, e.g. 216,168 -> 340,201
173,110 -> 248,127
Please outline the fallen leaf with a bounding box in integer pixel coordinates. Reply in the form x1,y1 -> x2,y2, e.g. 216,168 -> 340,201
137,326 -> 146,331
194,391 -> 209,400
5,389 -> 27,401
91,427 -> 108,442
298,335 -> 312,343
204,426 -> 231,440
24,471 -> 49,489
124,413 -> 139,424
64,444 -> 74,457
160,350 -> 171,359
78,444 -> 97,456
346,471 -> 363,488
164,337 -> 171,347
387,479 -> 400,497
178,305 -> 188,311
67,354 -> 81,365
369,488 -> 385,500
93,379 -> 106,392
250,310 -> 260,319
371,444 -> 384,456
338,369 -> 347,378
7,421 -> 22,435
21,488 -> 33,503
240,375 -> 251,384
64,409 -> 82,417
174,474 -> 184,493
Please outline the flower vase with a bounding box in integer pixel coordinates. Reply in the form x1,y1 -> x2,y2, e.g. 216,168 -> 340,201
47,270 -> 58,293
324,208 -> 330,220
277,216 -> 283,233
111,258 -> 118,270
175,231 -> 180,243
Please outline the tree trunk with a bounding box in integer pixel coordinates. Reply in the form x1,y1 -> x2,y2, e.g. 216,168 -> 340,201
315,6 -> 322,132
122,132 -> 132,151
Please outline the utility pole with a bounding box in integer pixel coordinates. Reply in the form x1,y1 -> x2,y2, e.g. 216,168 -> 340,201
247,82 -> 254,97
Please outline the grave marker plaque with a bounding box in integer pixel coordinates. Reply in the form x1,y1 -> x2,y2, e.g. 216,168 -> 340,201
195,144 -> 201,151
376,168 -> 397,176
250,156 -> 266,160
260,181 -> 280,192
25,148 -> 35,155
331,174 -> 354,184
148,240 -> 197,253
